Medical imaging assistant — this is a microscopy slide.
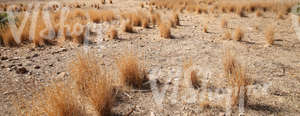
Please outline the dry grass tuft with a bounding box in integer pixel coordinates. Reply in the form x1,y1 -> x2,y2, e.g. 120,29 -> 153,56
223,30 -> 231,40
106,27 -> 118,40
171,12 -> 180,26
223,48 -> 249,107
203,25 -> 208,33
40,83 -> 85,116
89,9 -> 116,23
0,29 -> 17,47
69,52 -> 114,115
233,27 -> 244,41
255,9 -> 262,17
116,52 -> 148,89
159,23 -> 171,38
183,60 -> 201,89
151,12 -> 161,27
122,21 -> 134,33
221,18 -> 228,28
264,25 -> 274,46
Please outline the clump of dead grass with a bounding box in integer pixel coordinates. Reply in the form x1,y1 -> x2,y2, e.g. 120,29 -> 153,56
221,18 -> 228,28
106,27 -> 118,40
171,12 -> 180,26
223,48 -> 249,107
69,52 -> 114,115
233,27 -> 244,41
150,12 -> 161,27
122,21 -> 134,33
223,30 -> 231,40
203,25 -> 208,33
255,9 -> 263,17
264,25 -> 274,46
159,23 -> 171,38
183,59 -> 201,89
116,52 -> 148,89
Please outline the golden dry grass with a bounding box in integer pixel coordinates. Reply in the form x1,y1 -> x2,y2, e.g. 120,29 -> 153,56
223,48 -> 249,107
183,59 -> 201,89
159,23 -> 171,39
233,27 -> 244,41
172,12 -> 180,26
122,21 -> 134,33
203,25 -> 208,33
89,9 -> 116,23
255,9 -> 263,17
40,83 -> 85,116
116,52 -> 148,89
264,25 -> 274,46
106,27 -> 118,40
221,18 -> 228,28
69,52 -> 114,115
150,12 -> 161,27
223,30 -> 231,40
0,29 -> 17,47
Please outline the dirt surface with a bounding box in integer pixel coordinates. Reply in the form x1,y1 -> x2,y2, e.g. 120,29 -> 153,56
1,0 -> 300,115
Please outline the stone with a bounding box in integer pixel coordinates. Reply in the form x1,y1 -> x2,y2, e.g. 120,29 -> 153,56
16,67 -> 28,74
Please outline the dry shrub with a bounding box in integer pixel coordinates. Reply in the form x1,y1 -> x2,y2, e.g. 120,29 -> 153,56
109,0 -> 113,4
116,52 -> 148,89
159,23 -> 171,38
137,11 -> 150,28
106,27 -> 118,40
168,19 -> 176,28
89,9 -> 116,23
69,52 -> 114,115
171,12 -> 180,26
255,9 -> 262,17
183,60 -> 201,89
71,24 -> 86,44
264,25 -> 274,46
223,30 -> 231,40
150,12 -> 161,27
140,3 -> 144,8
221,18 -> 228,28
233,27 -> 244,41
122,21 -> 134,33
203,25 -> 208,33
40,83 -> 85,116
131,13 -> 142,26
101,0 -> 106,4
0,29 -> 17,47
276,12 -> 284,19
223,48 -> 249,107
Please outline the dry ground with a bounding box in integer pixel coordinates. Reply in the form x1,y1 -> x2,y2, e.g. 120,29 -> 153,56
1,0 -> 300,115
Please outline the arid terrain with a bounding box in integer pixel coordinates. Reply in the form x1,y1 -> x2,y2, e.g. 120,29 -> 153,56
0,0 -> 300,116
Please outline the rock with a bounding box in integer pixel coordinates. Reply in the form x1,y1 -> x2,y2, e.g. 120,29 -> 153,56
32,54 -> 39,58
34,65 -> 40,69
60,48 -> 67,52
1,65 -> 5,69
16,67 -> 28,74
49,63 -> 54,67
25,56 -> 31,59
8,64 -> 15,68
1,56 -> 8,60
56,72 -> 66,79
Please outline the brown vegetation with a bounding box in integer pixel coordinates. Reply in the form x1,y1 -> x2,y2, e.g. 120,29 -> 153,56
159,23 -> 171,38
264,25 -> 275,46
223,48 -> 249,107
116,52 -> 148,89
233,27 -> 244,41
